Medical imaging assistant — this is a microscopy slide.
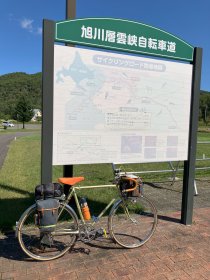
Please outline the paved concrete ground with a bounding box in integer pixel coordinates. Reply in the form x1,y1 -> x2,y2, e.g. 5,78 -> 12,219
1,206 -> 210,280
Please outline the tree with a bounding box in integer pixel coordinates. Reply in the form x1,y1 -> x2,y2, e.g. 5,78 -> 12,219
199,92 -> 210,125
14,95 -> 34,129
0,72 -> 41,119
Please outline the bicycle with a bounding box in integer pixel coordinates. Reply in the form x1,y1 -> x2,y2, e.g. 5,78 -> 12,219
16,165 -> 158,261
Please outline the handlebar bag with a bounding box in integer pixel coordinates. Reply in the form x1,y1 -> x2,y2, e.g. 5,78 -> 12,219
36,198 -> 60,232
119,177 -> 143,197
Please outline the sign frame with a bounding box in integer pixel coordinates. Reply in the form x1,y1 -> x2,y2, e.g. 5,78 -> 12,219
41,18 -> 202,225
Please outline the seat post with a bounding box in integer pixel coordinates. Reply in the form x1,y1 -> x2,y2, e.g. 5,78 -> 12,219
63,165 -> 73,196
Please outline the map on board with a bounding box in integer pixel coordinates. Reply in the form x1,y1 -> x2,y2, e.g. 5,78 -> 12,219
53,45 -> 192,165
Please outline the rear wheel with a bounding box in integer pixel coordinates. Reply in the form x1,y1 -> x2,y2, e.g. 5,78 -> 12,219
17,203 -> 78,261
109,196 -> 157,248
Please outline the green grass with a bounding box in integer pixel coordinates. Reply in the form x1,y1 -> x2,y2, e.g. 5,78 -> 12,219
0,131 -> 210,232
0,128 -> 41,134
0,134 -> 41,232
0,129 -> 39,134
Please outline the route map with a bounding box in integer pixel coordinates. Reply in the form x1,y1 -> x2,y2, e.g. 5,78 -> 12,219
53,45 -> 192,165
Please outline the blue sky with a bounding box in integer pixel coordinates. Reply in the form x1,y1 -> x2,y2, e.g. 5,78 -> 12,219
1,0 -> 210,91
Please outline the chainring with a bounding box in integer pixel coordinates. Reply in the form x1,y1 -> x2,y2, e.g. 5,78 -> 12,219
79,224 -> 96,243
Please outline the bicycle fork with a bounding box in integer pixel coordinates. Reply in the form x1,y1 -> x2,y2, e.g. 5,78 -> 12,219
121,199 -> 138,225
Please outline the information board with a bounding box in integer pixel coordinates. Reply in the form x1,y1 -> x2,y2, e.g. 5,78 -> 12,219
53,45 -> 192,165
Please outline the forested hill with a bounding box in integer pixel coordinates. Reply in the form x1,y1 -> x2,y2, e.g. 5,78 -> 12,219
0,72 -> 41,119
0,71 -> 210,122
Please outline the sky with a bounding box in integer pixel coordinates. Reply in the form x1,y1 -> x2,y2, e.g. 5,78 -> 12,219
1,0 -> 210,91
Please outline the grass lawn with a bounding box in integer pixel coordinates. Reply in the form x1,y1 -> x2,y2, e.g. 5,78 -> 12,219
0,131 -> 210,232
0,134 -> 41,232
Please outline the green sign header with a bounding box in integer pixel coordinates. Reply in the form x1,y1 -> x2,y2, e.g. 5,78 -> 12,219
55,18 -> 194,62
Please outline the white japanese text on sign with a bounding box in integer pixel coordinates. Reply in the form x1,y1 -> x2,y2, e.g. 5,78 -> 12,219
81,25 -> 176,53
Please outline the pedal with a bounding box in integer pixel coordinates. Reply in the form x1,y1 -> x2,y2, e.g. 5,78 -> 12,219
96,228 -> 104,237
103,228 -> 108,238
96,228 -> 108,238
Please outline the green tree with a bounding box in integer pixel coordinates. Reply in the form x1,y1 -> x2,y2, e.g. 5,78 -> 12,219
14,95 -> 34,129
199,92 -> 210,125
0,72 -> 41,119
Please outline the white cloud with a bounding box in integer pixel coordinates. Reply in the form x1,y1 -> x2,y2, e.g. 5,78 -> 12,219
36,27 -> 42,35
11,16 -> 42,35
20,18 -> 34,32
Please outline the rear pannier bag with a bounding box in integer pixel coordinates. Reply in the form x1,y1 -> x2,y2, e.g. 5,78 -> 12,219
36,198 -> 60,232
35,183 -> 63,200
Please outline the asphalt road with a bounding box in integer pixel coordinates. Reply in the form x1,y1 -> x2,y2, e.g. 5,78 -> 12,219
0,131 -> 37,169
4,123 -> 41,130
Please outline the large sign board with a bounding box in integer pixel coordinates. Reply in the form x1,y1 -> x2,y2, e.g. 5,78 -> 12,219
53,45 -> 192,165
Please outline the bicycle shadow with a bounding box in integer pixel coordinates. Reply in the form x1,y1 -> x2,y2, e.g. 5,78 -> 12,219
0,232 -> 34,262
82,237 -> 127,251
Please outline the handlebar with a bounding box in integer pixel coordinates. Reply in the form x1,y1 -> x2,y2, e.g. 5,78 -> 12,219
111,163 -> 122,176
111,163 -> 139,179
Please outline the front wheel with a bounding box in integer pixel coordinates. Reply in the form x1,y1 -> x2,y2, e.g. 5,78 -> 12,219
17,203 -> 78,261
108,196 -> 157,248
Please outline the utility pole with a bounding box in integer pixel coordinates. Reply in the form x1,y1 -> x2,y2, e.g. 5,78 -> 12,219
66,0 -> 76,20
63,0 -> 76,188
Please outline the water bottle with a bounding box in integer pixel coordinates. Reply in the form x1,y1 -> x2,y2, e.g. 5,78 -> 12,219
80,198 -> 91,220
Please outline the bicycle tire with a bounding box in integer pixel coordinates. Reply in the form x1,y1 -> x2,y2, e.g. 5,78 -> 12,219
17,203 -> 78,261
108,195 -> 157,248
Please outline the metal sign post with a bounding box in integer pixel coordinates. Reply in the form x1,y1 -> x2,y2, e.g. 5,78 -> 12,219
181,47 -> 202,225
41,20 -> 55,184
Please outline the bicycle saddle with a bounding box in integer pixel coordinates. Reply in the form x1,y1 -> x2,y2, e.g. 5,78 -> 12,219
58,177 -> 84,186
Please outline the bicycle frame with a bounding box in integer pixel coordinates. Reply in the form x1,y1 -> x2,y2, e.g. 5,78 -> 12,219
51,181 -> 136,240
60,183 -> 120,226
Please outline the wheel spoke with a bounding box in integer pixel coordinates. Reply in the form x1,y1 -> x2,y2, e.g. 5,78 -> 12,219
109,196 -> 157,248
18,204 -> 78,261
